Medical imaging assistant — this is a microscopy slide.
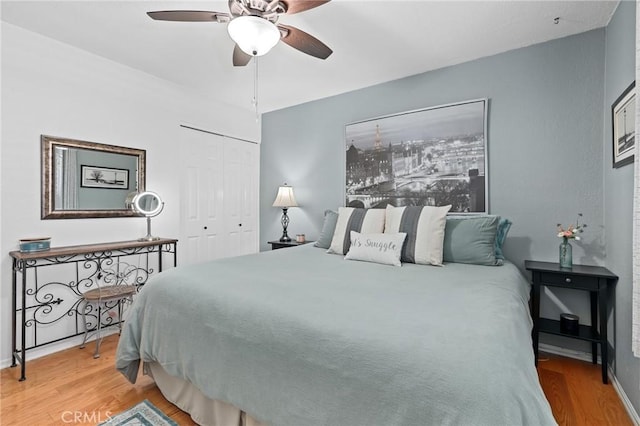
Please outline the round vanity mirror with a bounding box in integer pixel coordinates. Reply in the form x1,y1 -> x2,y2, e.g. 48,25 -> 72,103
133,191 -> 163,217
129,191 -> 164,241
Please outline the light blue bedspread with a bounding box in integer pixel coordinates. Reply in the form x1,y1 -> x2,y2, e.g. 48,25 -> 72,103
116,245 -> 556,426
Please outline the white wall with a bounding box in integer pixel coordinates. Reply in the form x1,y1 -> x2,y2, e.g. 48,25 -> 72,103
0,22 -> 260,365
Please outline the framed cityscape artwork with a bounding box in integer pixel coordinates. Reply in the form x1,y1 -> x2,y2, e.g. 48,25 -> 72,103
345,99 -> 488,213
612,81 -> 635,168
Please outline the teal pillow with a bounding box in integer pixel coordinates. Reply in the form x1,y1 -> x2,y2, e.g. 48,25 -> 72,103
443,216 -> 500,266
314,210 -> 338,249
495,218 -> 512,260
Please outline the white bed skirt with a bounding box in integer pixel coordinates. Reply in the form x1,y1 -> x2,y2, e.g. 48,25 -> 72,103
147,362 -> 266,426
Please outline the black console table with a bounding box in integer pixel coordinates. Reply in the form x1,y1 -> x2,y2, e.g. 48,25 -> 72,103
9,238 -> 177,381
525,260 -> 617,384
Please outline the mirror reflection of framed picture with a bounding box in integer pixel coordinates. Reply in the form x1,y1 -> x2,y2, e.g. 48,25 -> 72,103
81,165 -> 129,190
612,81 -> 635,168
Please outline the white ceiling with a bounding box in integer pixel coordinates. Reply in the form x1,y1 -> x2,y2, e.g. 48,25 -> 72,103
1,0 -> 619,113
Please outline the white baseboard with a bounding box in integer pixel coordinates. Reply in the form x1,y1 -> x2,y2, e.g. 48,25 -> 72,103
538,342 -> 600,363
611,371 -> 640,426
539,343 -> 640,425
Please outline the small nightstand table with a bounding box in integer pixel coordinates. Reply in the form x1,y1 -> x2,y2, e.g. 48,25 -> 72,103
268,240 -> 313,250
525,260 -> 617,384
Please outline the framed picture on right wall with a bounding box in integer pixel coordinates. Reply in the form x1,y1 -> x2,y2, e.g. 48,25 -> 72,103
612,81 -> 635,168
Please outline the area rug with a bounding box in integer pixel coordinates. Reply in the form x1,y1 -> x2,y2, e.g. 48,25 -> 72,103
98,399 -> 178,426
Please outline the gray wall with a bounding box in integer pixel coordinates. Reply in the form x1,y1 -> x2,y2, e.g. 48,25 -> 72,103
262,29 -> 606,270
603,0 -> 638,416
260,22 -> 640,407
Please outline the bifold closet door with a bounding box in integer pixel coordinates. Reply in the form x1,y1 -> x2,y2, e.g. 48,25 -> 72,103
223,139 -> 259,257
179,127 -> 259,265
180,128 -> 226,265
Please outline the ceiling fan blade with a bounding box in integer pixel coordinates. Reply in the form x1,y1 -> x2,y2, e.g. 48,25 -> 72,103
281,0 -> 330,14
278,24 -> 332,59
233,45 -> 253,67
147,11 -> 229,22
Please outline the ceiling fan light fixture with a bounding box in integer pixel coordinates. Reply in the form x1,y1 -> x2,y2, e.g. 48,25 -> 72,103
228,16 -> 280,57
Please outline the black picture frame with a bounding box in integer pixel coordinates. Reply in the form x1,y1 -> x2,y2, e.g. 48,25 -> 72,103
612,81 -> 635,168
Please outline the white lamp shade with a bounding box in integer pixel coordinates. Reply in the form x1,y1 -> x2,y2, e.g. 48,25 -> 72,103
272,185 -> 298,207
227,16 -> 281,57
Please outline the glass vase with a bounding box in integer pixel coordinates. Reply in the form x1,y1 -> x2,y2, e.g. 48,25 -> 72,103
559,239 -> 572,269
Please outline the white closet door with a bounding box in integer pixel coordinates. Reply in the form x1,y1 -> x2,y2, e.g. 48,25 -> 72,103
179,129 -> 226,265
223,140 -> 259,257
180,126 -> 259,265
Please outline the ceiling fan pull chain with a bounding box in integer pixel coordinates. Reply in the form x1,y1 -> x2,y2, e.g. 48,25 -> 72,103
253,56 -> 259,121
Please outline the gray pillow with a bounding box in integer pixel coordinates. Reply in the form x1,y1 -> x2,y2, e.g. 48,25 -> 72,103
314,210 -> 338,249
443,215 -> 500,266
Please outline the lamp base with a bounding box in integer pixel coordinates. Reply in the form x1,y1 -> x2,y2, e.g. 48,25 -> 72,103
138,235 -> 161,242
279,207 -> 291,243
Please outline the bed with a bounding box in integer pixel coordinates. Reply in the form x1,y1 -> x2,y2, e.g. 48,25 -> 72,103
116,243 -> 556,426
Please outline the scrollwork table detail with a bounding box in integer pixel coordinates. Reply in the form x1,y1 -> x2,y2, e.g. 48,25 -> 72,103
9,238 -> 177,381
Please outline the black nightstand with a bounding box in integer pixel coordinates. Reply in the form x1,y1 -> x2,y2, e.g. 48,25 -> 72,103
268,240 -> 313,250
525,260 -> 618,384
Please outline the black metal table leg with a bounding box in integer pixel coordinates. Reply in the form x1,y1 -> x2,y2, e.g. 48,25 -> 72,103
590,291 -> 598,364
599,281 -> 608,384
11,259 -> 17,368
19,265 -> 27,381
173,243 -> 177,267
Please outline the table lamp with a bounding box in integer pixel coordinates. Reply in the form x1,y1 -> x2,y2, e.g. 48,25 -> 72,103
272,184 -> 298,242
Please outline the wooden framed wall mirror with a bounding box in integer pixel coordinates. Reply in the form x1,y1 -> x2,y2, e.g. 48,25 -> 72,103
41,135 -> 146,219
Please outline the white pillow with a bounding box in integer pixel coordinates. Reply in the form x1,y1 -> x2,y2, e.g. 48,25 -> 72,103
384,204 -> 452,266
345,231 -> 407,267
327,207 -> 386,255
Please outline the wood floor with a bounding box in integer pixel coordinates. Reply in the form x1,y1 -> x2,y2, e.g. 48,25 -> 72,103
537,353 -> 633,426
0,335 -> 633,425
1,336 -> 194,426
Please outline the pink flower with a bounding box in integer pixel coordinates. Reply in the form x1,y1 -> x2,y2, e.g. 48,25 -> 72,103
556,213 -> 587,241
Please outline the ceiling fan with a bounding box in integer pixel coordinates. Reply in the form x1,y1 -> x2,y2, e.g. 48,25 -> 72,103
147,0 -> 333,66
